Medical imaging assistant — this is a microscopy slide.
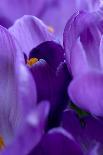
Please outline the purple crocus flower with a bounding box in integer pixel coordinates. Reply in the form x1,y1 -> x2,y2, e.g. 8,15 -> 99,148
63,5 -> 103,116
0,23 -> 50,154
9,15 -> 71,127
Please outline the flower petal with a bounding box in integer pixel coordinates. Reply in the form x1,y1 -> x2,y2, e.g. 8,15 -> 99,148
69,71 -> 103,116
0,25 -> 37,144
62,109 -> 103,154
1,101 -> 50,155
9,15 -> 54,56
29,59 -> 70,128
63,11 -> 102,76
30,127 -> 83,155
61,109 -> 83,139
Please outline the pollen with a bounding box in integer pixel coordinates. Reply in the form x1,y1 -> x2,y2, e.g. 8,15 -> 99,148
0,136 -> 5,150
47,26 -> 54,33
27,58 -> 38,66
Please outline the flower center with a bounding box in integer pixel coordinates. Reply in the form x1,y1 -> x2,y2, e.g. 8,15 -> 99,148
27,58 -> 38,66
0,136 -> 5,150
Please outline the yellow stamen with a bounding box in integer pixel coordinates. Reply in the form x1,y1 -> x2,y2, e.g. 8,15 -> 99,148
27,58 -> 38,66
0,136 -> 5,150
47,26 -> 54,33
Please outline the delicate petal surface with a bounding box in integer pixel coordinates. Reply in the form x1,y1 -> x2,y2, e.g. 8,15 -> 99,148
29,59 -> 70,127
1,101 -> 50,155
9,15 -> 54,56
29,127 -> 83,155
61,109 -> 103,154
0,25 -> 36,145
69,71 -> 103,116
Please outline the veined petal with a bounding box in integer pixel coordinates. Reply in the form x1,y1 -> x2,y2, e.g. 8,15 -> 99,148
69,71 -> 103,116
1,101 -> 50,155
63,11 -> 102,76
29,59 -> 70,127
0,25 -> 37,145
9,15 -> 54,56
30,127 -> 83,155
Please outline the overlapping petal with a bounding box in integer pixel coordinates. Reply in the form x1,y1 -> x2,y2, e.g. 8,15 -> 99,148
63,11 -> 103,75
29,58 -> 70,127
9,15 -> 54,56
0,25 -> 37,145
61,109 -> 103,154
1,101 -> 50,155
29,127 -> 83,155
69,71 -> 103,115
64,10 -> 103,116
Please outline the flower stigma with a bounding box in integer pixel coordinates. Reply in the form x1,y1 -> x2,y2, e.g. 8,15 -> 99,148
27,58 -> 38,66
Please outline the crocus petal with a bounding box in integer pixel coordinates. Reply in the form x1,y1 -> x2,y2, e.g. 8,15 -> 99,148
9,15 -> 54,56
1,101 -> 50,155
62,108 -> 103,142
99,35 -> 103,69
61,109 -> 103,154
77,0 -> 101,11
29,59 -> 70,128
0,25 -> 37,144
63,11 -> 89,75
63,11 -> 102,76
80,20 -> 101,69
83,116 -> 103,144
87,144 -> 99,155
0,0 -> 45,23
69,71 -> 103,116
30,127 -> 83,155
61,109 -> 83,139
29,59 -> 55,104
29,41 -> 64,71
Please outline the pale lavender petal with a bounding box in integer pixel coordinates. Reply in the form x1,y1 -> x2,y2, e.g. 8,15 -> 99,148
69,71 -> 103,116
9,15 -> 54,56
1,101 -> 50,155
63,11 -> 102,76
0,25 -> 37,145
